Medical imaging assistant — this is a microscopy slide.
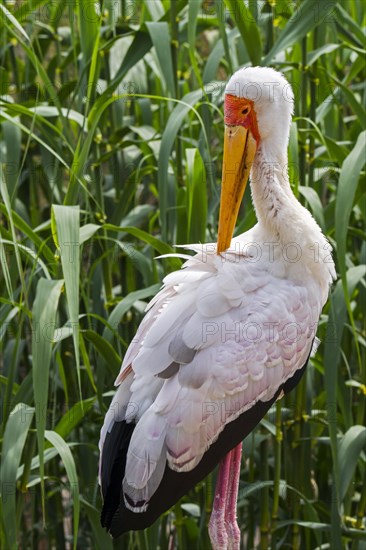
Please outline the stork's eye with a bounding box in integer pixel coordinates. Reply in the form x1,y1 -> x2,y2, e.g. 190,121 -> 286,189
241,107 -> 250,115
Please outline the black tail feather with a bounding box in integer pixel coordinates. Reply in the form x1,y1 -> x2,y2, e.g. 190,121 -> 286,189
100,420 -> 135,529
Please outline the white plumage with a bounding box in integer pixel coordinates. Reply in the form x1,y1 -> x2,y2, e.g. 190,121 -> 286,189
99,66 -> 335,545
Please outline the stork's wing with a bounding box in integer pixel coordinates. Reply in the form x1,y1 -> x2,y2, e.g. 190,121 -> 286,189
99,245 -> 323,533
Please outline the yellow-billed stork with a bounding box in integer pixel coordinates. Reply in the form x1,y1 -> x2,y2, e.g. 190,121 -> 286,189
99,67 -> 335,549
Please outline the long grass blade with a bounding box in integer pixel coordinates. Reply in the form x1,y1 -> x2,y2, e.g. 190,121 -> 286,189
0,404 -> 34,550
224,0 -> 262,65
32,278 -> 64,520
45,430 -> 80,550
146,22 -> 176,96
263,0 -> 337,64
338,425 -> 366,501
335,131 -> 366,287
52,206 -> 81,399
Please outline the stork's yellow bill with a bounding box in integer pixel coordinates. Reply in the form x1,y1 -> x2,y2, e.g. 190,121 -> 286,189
217,96 -> 260,253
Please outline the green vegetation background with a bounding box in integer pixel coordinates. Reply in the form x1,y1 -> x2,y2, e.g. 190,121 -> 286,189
0,0 -> 365,548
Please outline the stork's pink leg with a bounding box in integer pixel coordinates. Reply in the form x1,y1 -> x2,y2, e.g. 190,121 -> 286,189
208,451 -> 231,550
208,443 -> 242,550
224,443 -> 242,550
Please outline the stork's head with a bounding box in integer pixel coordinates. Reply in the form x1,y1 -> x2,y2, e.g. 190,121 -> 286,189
217,67 -> 294,253
224,66 -> 294,142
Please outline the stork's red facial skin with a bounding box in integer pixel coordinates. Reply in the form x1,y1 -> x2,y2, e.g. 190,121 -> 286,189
224,94 -> 260,144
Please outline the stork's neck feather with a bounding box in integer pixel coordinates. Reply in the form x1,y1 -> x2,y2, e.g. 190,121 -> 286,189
248,140 -> 335,294
250,140 -> 299,239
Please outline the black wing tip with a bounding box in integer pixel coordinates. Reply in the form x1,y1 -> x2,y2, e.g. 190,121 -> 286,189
100,509 -> 124,540
100,420 -> 136,534
100,503 -> 113,531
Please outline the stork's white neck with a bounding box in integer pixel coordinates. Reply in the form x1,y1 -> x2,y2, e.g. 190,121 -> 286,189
248,139 -> 335,296
250,140 -> 303,242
